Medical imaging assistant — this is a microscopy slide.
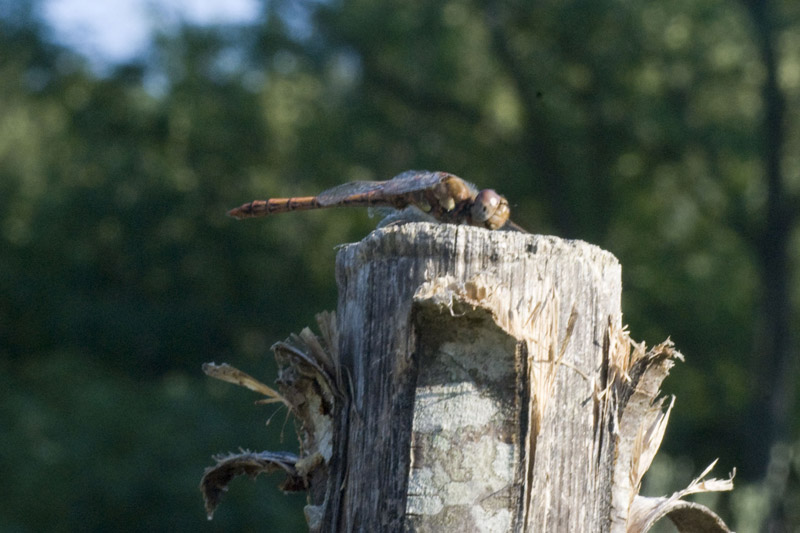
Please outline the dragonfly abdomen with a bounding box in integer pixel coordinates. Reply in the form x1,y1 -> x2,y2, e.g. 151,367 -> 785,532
227,196 -> 324,219
227,192 -> 411,220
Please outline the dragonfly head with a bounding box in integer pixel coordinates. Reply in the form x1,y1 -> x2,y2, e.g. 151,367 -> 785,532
471,189 -> 510,230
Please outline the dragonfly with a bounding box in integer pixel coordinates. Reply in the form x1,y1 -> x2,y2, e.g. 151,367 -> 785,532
227,170 -> 524,231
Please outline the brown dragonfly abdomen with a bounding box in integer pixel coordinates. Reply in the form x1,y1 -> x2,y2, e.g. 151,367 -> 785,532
227,196 -> 324,219
227,191 -> 412,220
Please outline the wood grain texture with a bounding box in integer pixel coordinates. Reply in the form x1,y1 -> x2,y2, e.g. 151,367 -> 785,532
323,222 -> 622,531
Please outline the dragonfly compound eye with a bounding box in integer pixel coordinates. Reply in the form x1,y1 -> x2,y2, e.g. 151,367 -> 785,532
471,189 -> 510,230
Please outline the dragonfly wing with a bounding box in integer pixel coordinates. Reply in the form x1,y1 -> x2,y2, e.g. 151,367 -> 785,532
316,171 -> 446,205
384,170 -> 482,201
374,206 -> 437,227
316,180 -> 386,206
316,170 -> 478,205
377,170 -> 449,196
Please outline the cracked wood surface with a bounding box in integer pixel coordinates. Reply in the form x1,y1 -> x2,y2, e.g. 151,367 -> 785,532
326,223 -> 622,531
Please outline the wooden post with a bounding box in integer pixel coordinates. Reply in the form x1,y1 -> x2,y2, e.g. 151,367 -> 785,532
325,223 -> 619,531
202,222 -> 733,532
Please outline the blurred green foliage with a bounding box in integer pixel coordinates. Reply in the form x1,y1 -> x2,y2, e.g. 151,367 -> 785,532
2,0 -> 800,531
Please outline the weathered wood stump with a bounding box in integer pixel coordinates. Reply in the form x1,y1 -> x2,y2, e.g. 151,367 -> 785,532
327,223 -> 619,531
202,222 -> 733,532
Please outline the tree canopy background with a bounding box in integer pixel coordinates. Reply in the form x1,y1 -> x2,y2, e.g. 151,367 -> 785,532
2,0 -> 799,531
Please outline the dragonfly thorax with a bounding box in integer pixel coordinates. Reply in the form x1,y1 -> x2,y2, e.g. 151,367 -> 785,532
433,174 -> 474,212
